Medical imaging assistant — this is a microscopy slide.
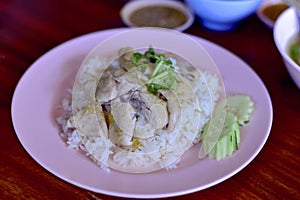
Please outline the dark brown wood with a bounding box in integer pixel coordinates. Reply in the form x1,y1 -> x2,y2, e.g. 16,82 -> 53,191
1,0 -> 300,199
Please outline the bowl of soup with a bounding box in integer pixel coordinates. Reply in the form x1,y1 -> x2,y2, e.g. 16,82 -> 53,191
274,7 -> 300,89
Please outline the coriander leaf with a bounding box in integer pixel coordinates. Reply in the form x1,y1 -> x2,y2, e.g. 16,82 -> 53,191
132,52 -> 142,63
130,47 -> 179,94
147,84 -> 158,95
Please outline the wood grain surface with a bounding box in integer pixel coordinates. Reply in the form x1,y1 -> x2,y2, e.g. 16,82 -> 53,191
1,0 -> 300,199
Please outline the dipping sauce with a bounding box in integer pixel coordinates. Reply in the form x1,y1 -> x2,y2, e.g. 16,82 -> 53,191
262,3 -> 289,22
129,6 -> 188,29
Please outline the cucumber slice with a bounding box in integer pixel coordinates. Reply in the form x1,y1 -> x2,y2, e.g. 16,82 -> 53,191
226,94 -> 254,126
207,112 -> 240,160
200,93 -> 254,161
199,99 -> 227,159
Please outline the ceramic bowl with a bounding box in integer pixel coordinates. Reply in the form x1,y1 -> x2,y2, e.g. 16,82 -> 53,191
120,0 -> 194,32
274,8 -> 300,89
256,0 -> 289,29
185,0 -> 263,31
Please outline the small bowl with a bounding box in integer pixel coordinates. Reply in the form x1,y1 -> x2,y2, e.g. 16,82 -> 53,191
274,8 -> 300,89
185,0 -> 263,31
120,0 -> 194,32
256,0 -> 289,29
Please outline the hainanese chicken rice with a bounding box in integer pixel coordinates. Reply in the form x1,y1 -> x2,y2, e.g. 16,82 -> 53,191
56,47 -> 254,173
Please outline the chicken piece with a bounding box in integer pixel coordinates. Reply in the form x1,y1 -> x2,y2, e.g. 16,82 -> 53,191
140,92 -> 168,130
115,68 -> 148,96
73,103 -> 108,137
165,52 -> 200,82
96,73 -> 118,103
132,90 -> 168,138
108,121 -> 133,147
158,90 -> 181,133
150,103 -> 168,129
110,98 -> 136,146
118,47 -> 136,71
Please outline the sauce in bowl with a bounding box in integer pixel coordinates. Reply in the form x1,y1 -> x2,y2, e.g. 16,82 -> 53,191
129,6 -> 188,29
120,0 -> 194,31
262,3 -> 289,22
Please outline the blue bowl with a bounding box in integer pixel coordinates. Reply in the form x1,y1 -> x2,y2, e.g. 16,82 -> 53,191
185,0 -> 263,31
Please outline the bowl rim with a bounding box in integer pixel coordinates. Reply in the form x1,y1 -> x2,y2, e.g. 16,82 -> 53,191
274,7 -> 300,73
120,0 -> 194,32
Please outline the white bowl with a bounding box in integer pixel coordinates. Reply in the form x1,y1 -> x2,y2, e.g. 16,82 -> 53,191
274,8 -> 300,89
120,0 -> 194,32
185,0 -> 263,31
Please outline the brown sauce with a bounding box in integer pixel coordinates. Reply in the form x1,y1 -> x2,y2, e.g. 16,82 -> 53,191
262,3 -> 289,22
129,6 -> 188,29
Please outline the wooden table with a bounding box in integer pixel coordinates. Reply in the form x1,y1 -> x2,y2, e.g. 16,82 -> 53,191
1,0 -> 300,199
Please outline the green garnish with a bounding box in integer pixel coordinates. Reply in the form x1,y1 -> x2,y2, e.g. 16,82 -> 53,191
290,44 -> 300,65
146,70 -> 177,94
144,47 -> 157,63
131,47 -> 178,95
132,52 -> 142,63
144,48 -> 178,94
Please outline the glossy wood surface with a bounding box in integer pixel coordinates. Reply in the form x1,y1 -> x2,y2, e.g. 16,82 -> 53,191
1,0 -> 300,199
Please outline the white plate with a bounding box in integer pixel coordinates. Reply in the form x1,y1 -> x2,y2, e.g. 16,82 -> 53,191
11,28 -> 273,198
